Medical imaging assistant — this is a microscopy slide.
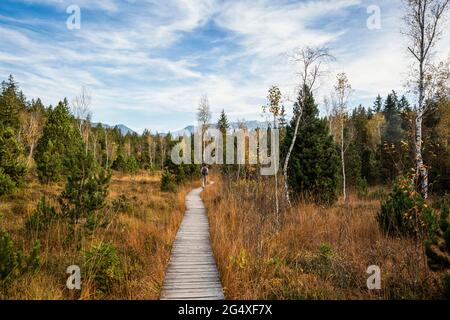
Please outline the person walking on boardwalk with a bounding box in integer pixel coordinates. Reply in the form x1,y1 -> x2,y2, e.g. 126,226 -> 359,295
201,164 -> 209,188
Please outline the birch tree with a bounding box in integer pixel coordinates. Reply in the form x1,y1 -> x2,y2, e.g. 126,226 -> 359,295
72,86 -> 92,155
147,134 -> 155,167
283,47 -> 333,206
236,119 -> 247,180
403,0 -> 449,198
264,86 -> 282,218
21,105 -> 43,166
197,95 -> 211,163
330,73 -> 353,202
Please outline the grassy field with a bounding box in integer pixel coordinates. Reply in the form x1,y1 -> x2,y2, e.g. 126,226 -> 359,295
2,171 -> 445,300
0,171 -> 194,300
202,178 -> 444,300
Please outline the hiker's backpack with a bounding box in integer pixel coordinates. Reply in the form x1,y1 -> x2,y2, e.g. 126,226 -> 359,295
201,167 -> 208,176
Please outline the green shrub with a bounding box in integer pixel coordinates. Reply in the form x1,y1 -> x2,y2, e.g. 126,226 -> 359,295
165,162 -> 199,185
377,176 -> 438,238
0,169 -> 16,196
59,149 -> 111,228
126,156 -> 139,173
318,243 -> 333,259
0,230 -> 40,288
112,154 -> 139,174
34,100 -> 82,184
0,126 -> 27,194
425,206 -> 450,269
25,196 -> 58,232
290,243 -> 360,291
424,204 -> 450,299
356,177 -> 369,199
83,242 -> 122,293
175,165 -> 186,184
160,170 -> 176,192
112,194 -> 132,213
36,139 -> 63,184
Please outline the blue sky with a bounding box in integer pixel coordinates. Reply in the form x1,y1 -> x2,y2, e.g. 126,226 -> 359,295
1,0 -> 449,133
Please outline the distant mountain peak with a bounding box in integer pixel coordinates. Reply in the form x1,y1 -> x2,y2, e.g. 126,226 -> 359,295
170,120 -> 269,137
92,122 -> 136,135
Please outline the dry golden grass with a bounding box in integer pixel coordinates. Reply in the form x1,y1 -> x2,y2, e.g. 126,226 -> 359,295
0,171 -> 194,300
202,178 -> 443,300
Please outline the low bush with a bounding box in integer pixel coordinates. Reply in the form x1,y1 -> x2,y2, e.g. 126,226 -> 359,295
160,170 -> 176,192
0,126 -> 27,195
377,176 -> 438,238
0,230 -> 40,290
165,162 -> 200,185
0,169 -> 15,196
83,242 -> 123,294
59,149 -> 111,228
356,177 -> 369,199
425,205 -> 450,299
112,194 -> 133,213
112,154 -> 139,174
25,196 -> 58,232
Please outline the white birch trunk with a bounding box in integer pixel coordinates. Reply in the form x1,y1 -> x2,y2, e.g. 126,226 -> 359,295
341,116 -> 346,202
282,107 -> 303,207
273,116 -> 280,222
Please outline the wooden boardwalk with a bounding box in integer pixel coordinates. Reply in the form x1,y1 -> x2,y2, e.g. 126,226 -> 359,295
160,186 -> 224,300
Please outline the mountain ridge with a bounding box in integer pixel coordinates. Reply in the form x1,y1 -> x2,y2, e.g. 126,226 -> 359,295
92,123 -> 136,135
168,120 -> 270,137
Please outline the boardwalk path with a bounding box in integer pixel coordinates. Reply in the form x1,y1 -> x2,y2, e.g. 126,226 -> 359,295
160,186 -> 224,300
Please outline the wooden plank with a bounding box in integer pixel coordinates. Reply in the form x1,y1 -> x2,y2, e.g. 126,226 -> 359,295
162,291 -> 224,299
160,187 -> 224,300
163,296 -> 223,300
163,282 -> 223,287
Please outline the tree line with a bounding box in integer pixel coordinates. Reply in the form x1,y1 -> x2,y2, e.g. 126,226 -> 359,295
0,75 -> 179,197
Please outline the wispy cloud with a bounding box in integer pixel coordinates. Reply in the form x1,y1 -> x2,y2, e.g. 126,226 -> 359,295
0,0 -> 448,133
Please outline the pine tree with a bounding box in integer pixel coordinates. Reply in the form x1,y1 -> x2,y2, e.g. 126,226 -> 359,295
111,152 -> 139,174
34,100 -> 82,183
140,129 -> 152,168
36,140 -> 64,184
372,95 -> 383,114
383,91 -> 399,122
351,107 -> 372,183
381,92 -> 408,181
398,95 -> 410,111
282,87 -> 340,205
0,75 -> 24,132
0,126 -> 27,196
279,105 -> 287,128
0,230 -> 40,288
59,147 -> 111,230
217,109 -> 229,134
160,169 -> 176,192
217,109 -> 230,167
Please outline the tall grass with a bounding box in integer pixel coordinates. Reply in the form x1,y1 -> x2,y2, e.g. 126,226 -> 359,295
0,171 -> 192,300
202,178 -> 442,299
